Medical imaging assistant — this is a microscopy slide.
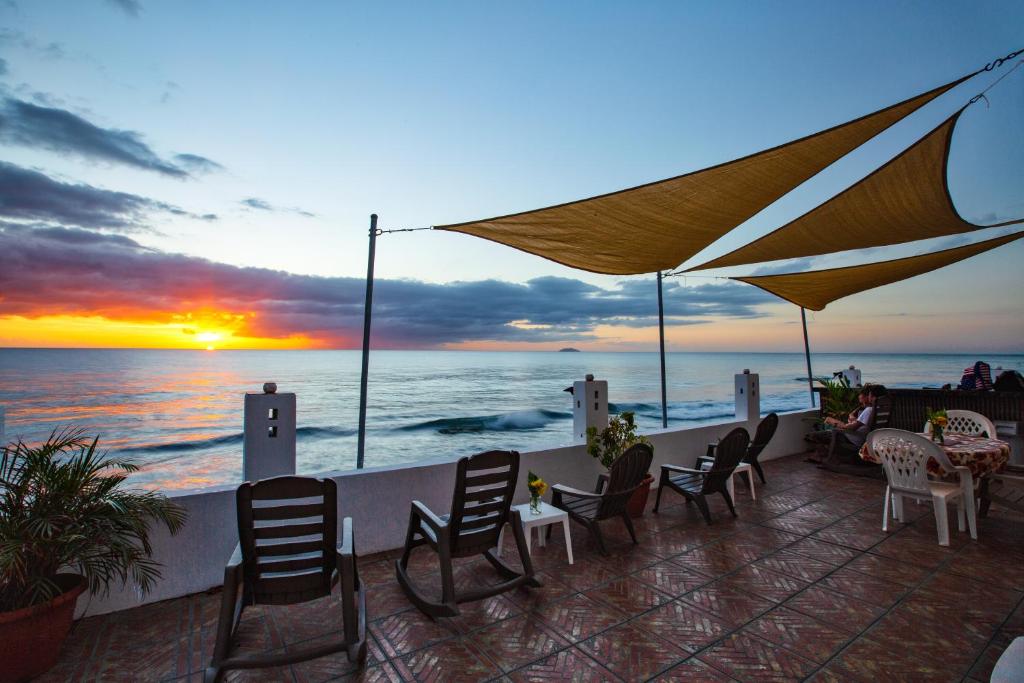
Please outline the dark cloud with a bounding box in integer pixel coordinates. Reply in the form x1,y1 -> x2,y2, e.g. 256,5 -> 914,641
0,224 -> 775,347
0,58 -> 8,76
240,197 -> 315,218
174,153 -> 224,174
105,0 -> 141,17
0,161 -> 213,231
0,96 -> 220,177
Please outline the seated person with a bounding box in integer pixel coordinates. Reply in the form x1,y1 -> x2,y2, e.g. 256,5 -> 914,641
806,386 -> 875,465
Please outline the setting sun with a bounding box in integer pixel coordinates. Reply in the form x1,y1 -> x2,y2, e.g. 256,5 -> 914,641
0,314 -> 318,350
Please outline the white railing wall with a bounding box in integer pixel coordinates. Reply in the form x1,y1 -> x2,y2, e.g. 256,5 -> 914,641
81,408 -> 816,617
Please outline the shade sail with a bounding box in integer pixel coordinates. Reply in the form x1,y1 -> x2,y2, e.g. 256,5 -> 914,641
435,76 -> 972,275
734,229 -> 1024,311
690,109 -> 1023,272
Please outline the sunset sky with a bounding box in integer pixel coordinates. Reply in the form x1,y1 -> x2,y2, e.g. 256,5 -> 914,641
1,1 -> 1022,352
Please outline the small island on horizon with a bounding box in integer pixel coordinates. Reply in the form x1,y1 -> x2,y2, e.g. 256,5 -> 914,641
558,347 -> 581,352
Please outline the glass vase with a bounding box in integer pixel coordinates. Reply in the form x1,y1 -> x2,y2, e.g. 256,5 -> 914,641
529,495 -> 542,514
931,424 -> 944,444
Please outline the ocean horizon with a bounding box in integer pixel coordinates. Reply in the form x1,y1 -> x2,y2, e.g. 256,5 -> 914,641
2,348 -> 1021,491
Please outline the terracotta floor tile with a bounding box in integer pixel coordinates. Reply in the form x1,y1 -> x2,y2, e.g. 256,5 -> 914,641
338,662 -> 405,682
652,658 -> 738,682
699,631 -> 817,681
371,608 -> 455,658
632,600 -> 733,654
470,613 -> 569,672
394,638 -> 500,682
507,646 -> 620,682
577,622 -> 687,681
865,608 -> 986,674
827,636 -> 955,682
714,564 -> 810,603
366,580 -> 417,619
784,585 -> 886,635
783,537 -> 861,566
844,551 -> 933,587
550,559 -> 621,593
741,606 -> 851,664
438,594 -> 521,635
751,550 -> 835,582
632,560 -> 712,597
289,634 -> 372,683
672,547 -> 749,578
869,533 -> 958,569
947,551 -> 1024,592
505,570 -> 577,612
816,566 -> 908,608
677,584 -> 774,629
532,593 -> 626,643
584,576 -> 671,616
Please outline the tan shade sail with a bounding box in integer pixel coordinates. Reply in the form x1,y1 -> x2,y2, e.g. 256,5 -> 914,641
435,76 -> 971,275
734,230 -> 1024,311
691,109 -> 1023,272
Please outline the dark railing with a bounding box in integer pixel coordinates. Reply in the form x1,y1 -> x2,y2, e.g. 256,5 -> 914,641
813,387 -> 1024,431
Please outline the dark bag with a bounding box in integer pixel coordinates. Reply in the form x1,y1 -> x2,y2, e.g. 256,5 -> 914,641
994,369 -> 1024,392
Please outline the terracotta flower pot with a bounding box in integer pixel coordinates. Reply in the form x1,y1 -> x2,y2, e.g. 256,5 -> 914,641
0,574 -> 86,682
627,473 -> 655,518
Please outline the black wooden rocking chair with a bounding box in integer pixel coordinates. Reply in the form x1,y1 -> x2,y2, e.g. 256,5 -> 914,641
205,476 -> 366,683
654,427 -> 749,523
395,450 -> 540,618
548,442 -> 654,556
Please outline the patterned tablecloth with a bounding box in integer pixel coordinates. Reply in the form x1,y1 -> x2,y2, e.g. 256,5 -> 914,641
859,433 -> 1010,478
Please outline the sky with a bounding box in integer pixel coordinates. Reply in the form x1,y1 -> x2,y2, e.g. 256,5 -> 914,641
0,1 -> 1022,353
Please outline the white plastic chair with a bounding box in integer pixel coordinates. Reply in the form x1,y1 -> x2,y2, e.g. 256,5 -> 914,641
867,429 -> 977,546
922,409 -> 996,439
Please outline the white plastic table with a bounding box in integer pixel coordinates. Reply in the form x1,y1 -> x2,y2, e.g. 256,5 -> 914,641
496,501 -> 574,565
702,442 -> 757,501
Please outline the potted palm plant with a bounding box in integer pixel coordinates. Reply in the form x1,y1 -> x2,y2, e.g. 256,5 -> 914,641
586,411 -> 653,517
0,428 -> 187,681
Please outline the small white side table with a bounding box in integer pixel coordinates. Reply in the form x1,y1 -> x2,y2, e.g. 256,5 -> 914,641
496,501 -> 574,565
702,443 -> 757,501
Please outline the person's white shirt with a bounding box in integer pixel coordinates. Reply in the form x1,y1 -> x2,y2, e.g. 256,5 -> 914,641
846,406 -> 874,447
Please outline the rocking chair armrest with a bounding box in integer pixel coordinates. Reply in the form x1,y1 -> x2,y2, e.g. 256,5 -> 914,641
338,516 -> 355,558
410,500 -> 448,532
660,463 -> 706,476
595,472 -> 610,494
227,542 -> 243,570
222,542 -> 243,587
551,483 -> 603,500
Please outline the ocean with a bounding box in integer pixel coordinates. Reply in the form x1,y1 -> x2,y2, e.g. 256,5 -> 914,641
1,349 -> 1020,491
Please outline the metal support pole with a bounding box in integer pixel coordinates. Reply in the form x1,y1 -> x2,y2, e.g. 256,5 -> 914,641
657,271 -> 668,428
356,214 -> 378,469
800,306 -> 815,407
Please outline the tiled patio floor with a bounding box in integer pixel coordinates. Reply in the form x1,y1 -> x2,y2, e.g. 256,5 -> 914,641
41,454 -> 1024,682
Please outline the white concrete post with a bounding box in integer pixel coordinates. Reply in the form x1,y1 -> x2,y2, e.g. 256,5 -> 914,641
735,370 -> 760,422
572,374 -> 609,443
837,365 -> 862,387
242,383 -> 296,483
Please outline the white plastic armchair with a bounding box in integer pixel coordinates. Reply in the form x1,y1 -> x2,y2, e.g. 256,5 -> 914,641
867,428 -> 977,546
923,410 -> 996,439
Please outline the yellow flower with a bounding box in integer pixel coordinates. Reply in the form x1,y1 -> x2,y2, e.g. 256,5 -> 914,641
529,479 -> 548,497
934,416 -> 948,427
